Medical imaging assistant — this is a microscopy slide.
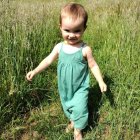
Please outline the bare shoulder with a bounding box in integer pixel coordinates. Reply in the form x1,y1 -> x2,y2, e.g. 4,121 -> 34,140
52,42 -> 63,54
82,45 -> 97,68
82,45 -> 93,57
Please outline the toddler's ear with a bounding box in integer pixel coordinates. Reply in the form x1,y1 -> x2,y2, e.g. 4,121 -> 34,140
59,24 -> 62,29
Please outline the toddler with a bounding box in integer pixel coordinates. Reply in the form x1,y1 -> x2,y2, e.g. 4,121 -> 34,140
26,3 -> 107,140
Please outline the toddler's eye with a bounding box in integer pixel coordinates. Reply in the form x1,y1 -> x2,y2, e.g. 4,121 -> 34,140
74,30 -> 81,33
64,29 -> 70,32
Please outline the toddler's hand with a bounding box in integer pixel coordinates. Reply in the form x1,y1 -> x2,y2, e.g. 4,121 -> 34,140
99,81 -> 107,93
26,71 -> 36,81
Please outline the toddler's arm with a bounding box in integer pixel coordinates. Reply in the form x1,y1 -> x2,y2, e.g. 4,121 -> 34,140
90,65 -> 107,92
83,46 -> 107,92
26,45 -> 59,81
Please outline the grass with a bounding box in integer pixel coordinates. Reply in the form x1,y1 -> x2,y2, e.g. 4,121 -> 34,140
0,0 -> 140,139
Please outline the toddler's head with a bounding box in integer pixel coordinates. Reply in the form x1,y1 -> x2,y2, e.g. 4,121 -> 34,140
60,3 -> 88,28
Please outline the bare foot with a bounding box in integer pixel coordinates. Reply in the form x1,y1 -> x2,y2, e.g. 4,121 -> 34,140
74,129 -> 83,140
65,121 -> 74,133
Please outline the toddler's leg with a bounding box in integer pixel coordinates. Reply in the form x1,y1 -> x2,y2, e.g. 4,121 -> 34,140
74,128 -> 83,140
66,121 -> 74,133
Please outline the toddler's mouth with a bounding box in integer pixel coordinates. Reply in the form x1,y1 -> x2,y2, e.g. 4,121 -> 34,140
68,38 -> 77,41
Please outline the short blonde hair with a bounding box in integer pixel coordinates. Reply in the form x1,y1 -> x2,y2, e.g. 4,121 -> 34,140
60,3 -> 88,28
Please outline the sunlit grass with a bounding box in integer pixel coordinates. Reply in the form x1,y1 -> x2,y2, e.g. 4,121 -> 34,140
0,0 -> 140,139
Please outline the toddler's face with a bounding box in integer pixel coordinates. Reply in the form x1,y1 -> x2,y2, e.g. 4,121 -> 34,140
60,17 -> 85,45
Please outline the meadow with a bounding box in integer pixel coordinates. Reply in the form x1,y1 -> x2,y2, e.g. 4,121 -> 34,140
0,0 -> 140,139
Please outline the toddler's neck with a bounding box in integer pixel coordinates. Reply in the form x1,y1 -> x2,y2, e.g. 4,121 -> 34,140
63,41 -> 84,54
64,40 -> 83,48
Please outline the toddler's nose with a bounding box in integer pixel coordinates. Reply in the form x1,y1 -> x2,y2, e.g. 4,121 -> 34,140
69,32 -> 75,38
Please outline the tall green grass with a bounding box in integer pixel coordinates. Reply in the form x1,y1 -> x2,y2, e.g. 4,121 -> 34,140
0,0 -> 140,139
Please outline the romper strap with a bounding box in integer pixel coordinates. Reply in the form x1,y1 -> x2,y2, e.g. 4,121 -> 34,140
58,42 -> 64,53
81,42 -> 86,49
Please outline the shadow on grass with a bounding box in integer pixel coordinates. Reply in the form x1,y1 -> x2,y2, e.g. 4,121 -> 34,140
84,75 -> 116,132
0,87 -> 52,134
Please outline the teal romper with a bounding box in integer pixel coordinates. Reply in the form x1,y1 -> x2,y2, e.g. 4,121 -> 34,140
57,42 -> 89,129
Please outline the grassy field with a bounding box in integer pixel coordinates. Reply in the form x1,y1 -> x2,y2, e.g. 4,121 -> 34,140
0,0 -> 140,139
